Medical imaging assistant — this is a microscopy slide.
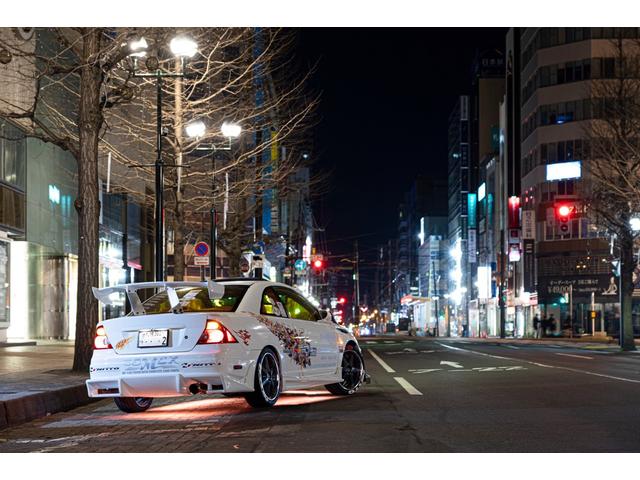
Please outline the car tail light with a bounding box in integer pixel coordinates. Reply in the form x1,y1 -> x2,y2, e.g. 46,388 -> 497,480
198,319 -> 238,345
93,325 -> 112,350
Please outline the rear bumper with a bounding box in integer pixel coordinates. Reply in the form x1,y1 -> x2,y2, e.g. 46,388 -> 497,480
87,350 -> 255,398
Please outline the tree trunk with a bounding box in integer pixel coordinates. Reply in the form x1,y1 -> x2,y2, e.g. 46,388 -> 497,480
171,64 -> 186,280
173,204 -> 186,280
72,29 -> 103,372
620,234 -> 636,351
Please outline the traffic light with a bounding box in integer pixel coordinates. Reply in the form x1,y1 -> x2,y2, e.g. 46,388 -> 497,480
508,196 -> 521,229
555,203 -> 575,234
312,258 -> 324,271
338,296 -> 347,305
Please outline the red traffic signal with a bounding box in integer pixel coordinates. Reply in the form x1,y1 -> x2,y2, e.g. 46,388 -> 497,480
555,203 -> 575,235
555,203 -> 575,221
338,296 -> 347,304
312,259 -> 324,270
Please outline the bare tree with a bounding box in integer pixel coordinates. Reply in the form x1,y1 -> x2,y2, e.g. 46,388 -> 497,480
0,27 -> 321,371
104,28 -> 321,278
585,36 -> 640,350
0,27 -> 151,370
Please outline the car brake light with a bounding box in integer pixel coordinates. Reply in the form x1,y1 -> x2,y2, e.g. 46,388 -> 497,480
198,319 -> 238,345
93,325 -> 112,350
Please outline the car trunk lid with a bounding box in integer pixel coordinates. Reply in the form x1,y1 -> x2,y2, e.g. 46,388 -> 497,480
103,312 -> 232,355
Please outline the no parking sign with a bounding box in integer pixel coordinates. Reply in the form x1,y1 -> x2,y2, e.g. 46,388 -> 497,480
194,242 -> 210,266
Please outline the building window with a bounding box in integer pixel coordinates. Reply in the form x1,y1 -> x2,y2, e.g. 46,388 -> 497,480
0,122 -> 26,191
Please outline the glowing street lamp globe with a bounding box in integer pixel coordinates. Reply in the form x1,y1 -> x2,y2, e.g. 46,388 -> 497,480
221,121 -> 242,139
185,120 -> 206,139
170,37 -> 198,58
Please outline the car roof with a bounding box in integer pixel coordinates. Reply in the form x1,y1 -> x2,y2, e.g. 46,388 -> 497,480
217,278 -> 293,289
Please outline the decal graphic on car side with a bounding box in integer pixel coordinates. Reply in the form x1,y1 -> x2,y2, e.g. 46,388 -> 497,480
235,329 -> 252,346
243,312 -> 313,368
115,336 -> 133,350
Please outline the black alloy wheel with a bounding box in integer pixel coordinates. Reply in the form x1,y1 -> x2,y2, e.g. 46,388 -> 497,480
325,347 -> 365,396
244,349 -> 281,408
114,396 -> 153,413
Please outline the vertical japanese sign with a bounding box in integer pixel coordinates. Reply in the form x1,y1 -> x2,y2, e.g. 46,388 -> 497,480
522,210 -> 535,240
468,229 -> 477,264
467,193 -> 477,228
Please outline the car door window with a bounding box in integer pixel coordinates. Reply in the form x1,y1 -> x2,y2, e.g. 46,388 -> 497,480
260,288 -> 287,317
276,288 -> 320,321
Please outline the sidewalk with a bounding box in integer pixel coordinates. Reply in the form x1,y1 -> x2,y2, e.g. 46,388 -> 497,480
362,332 -> 640,351
0,341 -> 95,430
449,335 -> 640,351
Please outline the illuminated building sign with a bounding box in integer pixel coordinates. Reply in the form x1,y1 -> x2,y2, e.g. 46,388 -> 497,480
546,161 -> 581,181
467,193 -> 477,228
48,184 -> 60,204
477,183 -> 486,202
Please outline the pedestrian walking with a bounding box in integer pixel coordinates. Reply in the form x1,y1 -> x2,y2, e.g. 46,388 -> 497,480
533,315 -> 541,339
549,314 -> 557,337
541,314 -> 548,338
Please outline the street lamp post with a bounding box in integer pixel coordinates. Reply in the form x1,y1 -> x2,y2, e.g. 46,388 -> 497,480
128,36 -> 198,281
185,120 -> 242,279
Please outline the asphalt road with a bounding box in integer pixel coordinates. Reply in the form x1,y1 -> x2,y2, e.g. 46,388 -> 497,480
2,337 -> 640,452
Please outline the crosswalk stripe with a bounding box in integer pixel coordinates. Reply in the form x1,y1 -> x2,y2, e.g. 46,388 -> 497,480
393,377 -> 422,395
368,350 -> 396,373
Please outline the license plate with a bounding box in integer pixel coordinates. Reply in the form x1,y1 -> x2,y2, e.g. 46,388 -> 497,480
138,329 -> 169,348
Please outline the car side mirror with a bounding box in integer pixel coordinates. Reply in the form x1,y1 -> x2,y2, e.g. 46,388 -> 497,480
319,309 -> 337,324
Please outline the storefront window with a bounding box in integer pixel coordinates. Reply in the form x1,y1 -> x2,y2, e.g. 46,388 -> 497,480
0,241 -> 8,327
0,121 -> 26,190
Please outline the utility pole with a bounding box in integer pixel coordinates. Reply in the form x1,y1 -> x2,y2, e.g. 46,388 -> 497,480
154,75 -> 164,281
253,125 -> 263,280
499,229 -> 506,338
209,154 -> 217,279
355,240 -> 360,308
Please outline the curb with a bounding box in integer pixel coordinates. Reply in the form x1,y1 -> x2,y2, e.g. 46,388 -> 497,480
0,384 -> 99,430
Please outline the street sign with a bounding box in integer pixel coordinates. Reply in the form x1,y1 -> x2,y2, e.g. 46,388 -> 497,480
252,255 -> 264,269
240,258 -> 250,273
194,256 -> 210,266
294,259 -> 307,271
194,241 -> 209,257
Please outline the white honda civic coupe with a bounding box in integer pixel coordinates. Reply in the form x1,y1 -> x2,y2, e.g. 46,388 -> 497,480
87,279 -> 368,413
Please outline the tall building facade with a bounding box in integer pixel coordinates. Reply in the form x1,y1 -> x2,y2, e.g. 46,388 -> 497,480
518,28 -> 640,336
447,95 -> 470,335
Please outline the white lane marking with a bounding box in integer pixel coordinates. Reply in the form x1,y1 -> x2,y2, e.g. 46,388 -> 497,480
440,343 -> 640,385
368,349 -> 396,373
437,342 -> 465,351
437,342 -> 509,360
364,341 -> 378,344
393,377 -> 423,395
440,360 -> 464,369
409,366 -> 527,374
505,345 -> 520,349
556,353 -> 594,360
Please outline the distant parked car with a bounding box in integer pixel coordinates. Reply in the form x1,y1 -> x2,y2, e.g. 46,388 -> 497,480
88,279 -> 369,412
398,318 -> 410,331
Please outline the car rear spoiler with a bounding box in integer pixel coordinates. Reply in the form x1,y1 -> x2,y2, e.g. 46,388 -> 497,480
91,280 -> 225,315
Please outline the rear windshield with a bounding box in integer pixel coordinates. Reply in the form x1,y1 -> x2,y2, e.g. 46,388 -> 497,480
133,285 -> 248,315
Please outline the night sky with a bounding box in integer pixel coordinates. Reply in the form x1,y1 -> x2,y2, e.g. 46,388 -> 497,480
298,28 -> 508,263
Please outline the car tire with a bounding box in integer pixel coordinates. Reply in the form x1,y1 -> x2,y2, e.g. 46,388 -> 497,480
325,347 -> 365,396
244,348 -> 281,408
113,397 -> 153,413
